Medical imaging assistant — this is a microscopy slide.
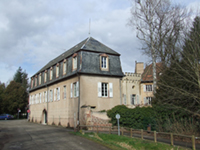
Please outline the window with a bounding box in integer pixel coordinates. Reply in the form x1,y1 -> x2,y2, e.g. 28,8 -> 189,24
56,63 -> 59,77
144,85 -> 153,92
102,83 -> 108,97
44,91 -> 47,102
74,82 -> 77,97
63,85 -> 66,99
39,73 -> 41,85
50,67 -> 53,80
146,97 -> 152,105
101,57 -> 107,68
131,95 -> 136,105
35,76 -> 37,86
31,78 -> 34,88
44,70 -> 47,83
39,93 -> 41,103
98,82 -> 113,97
49,90 -> 53,102
100,54 -> 109,71
70,82 -> 79,98
63,59 -> 67,75
124,94 -> 126,105
57,87 -> 60,100
73,56 -> 77,70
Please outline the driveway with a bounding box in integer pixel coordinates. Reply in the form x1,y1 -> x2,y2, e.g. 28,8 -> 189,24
0,120 -> 110,150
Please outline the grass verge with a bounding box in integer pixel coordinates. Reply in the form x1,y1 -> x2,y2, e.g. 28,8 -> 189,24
72,131 -> 190,150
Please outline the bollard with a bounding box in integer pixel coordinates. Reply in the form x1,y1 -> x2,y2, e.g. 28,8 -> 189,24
141,129 -> 143,140
192,135 -> 196,150
170,133 -> 173,146
154,131 -> 157,143
130,128 -> 132,138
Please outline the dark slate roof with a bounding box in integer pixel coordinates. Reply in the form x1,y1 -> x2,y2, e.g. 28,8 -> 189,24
35,37 -> 120,75
141,62 -> 163,82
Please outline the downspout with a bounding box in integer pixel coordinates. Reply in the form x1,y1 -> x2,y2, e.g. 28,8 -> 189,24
46,84 -> 49,124
77,74 -> 80,126
119,78 -> 122,105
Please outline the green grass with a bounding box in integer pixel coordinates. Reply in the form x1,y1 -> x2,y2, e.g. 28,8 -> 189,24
72,131 -> 189,150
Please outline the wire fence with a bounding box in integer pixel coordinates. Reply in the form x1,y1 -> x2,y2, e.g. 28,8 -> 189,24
79,125 -> 199,150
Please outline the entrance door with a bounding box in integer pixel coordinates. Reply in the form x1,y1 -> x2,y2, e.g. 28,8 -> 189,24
43,110 -> 47,124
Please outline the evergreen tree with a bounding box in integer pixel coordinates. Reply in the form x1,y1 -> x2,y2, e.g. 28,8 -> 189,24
13,67 -> 29,90
153,16 -> 200,117
0,82 -> 5,114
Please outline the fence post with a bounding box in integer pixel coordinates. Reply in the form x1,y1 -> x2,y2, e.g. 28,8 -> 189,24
109,127 -> 111,134
121,127 -> 124,136
141,129 -> 143,140
154,131 -> 157,143
192,135 -> 196,150
130,128 -> 132,138
97,126 -> 98,134
170,133 -> 173,146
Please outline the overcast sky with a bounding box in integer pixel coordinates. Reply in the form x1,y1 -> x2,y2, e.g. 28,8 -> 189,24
0,0 -> 199,84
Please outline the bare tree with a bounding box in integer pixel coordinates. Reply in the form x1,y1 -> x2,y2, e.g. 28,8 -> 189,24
128,0 -> 190,93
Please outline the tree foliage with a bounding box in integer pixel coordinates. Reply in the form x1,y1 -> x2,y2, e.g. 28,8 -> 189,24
128,0 -> 190,92
153,16 -> 200,117
2,81 -> 28,114
0,67 -> 29,115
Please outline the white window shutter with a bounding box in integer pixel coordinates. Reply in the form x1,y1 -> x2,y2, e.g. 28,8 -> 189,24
144,97 -> 146,105
98,82 -> 101,97
58,87 -> 60,100
54,89 -> 56,101
109,83 -> 113,98
76,82 -> 79,97
137,95 -> 140,105
70,83 -> 73,98
143,85 -> 146,91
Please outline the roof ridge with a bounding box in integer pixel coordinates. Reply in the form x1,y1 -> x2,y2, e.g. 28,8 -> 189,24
81,37 -> 90,49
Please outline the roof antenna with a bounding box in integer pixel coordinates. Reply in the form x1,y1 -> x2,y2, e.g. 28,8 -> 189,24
89,18 -> 91,37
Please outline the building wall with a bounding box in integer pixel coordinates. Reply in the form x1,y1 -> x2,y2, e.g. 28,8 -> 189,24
29,76 -> 79,127
140,82 -> 154,105
29,74 -> 122,127
121,72 -> 141,108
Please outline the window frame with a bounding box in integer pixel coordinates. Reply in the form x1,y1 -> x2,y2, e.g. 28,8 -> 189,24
131,94 -> 136,105
56,63 -> 59,78
101,82 -> 108,97
72,53 -> 78,71
44,70 -> 47,83
35,76 -> 37,87
63,59 -> 67,75
50,67 -> 53,80
100,54 -> 109,71
39,73 -> 41,85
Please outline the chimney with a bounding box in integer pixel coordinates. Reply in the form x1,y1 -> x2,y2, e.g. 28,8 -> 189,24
135,61 -> 144,74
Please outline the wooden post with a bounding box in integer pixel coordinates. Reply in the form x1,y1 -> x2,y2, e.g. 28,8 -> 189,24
97,126 -> 98,134
121,127 -> 124,136
192,135 -> 196,150
154,131 -> 157,143
109,127 -> 111,134
170,133 -> 173,146
130,128 -> 132,138
141,129 -> 143,140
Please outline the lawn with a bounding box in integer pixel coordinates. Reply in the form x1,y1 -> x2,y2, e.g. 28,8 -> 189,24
72,131 -> 190,150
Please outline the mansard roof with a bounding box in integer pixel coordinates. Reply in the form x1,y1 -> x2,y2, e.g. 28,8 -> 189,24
36,37 -> 120,75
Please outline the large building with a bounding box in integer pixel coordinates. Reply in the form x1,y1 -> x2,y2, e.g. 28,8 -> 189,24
29,37 -> 124,127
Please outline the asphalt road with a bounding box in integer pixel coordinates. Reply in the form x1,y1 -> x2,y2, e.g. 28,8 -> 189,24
0,120 -> 110,150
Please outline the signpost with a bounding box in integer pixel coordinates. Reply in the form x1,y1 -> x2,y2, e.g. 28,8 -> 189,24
116,114 -> 120,136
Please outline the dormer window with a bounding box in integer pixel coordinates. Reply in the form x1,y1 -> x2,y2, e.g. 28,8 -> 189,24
63,59 -> 67,75
31,78 -> 34,88
44,70 -> 47,83
35,75 -> 37,87
56,63 -> 59,78
72,53 -> 77,71
50,67 -> 53,80
39,73 -> 41,85
100,53 -> 109,71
